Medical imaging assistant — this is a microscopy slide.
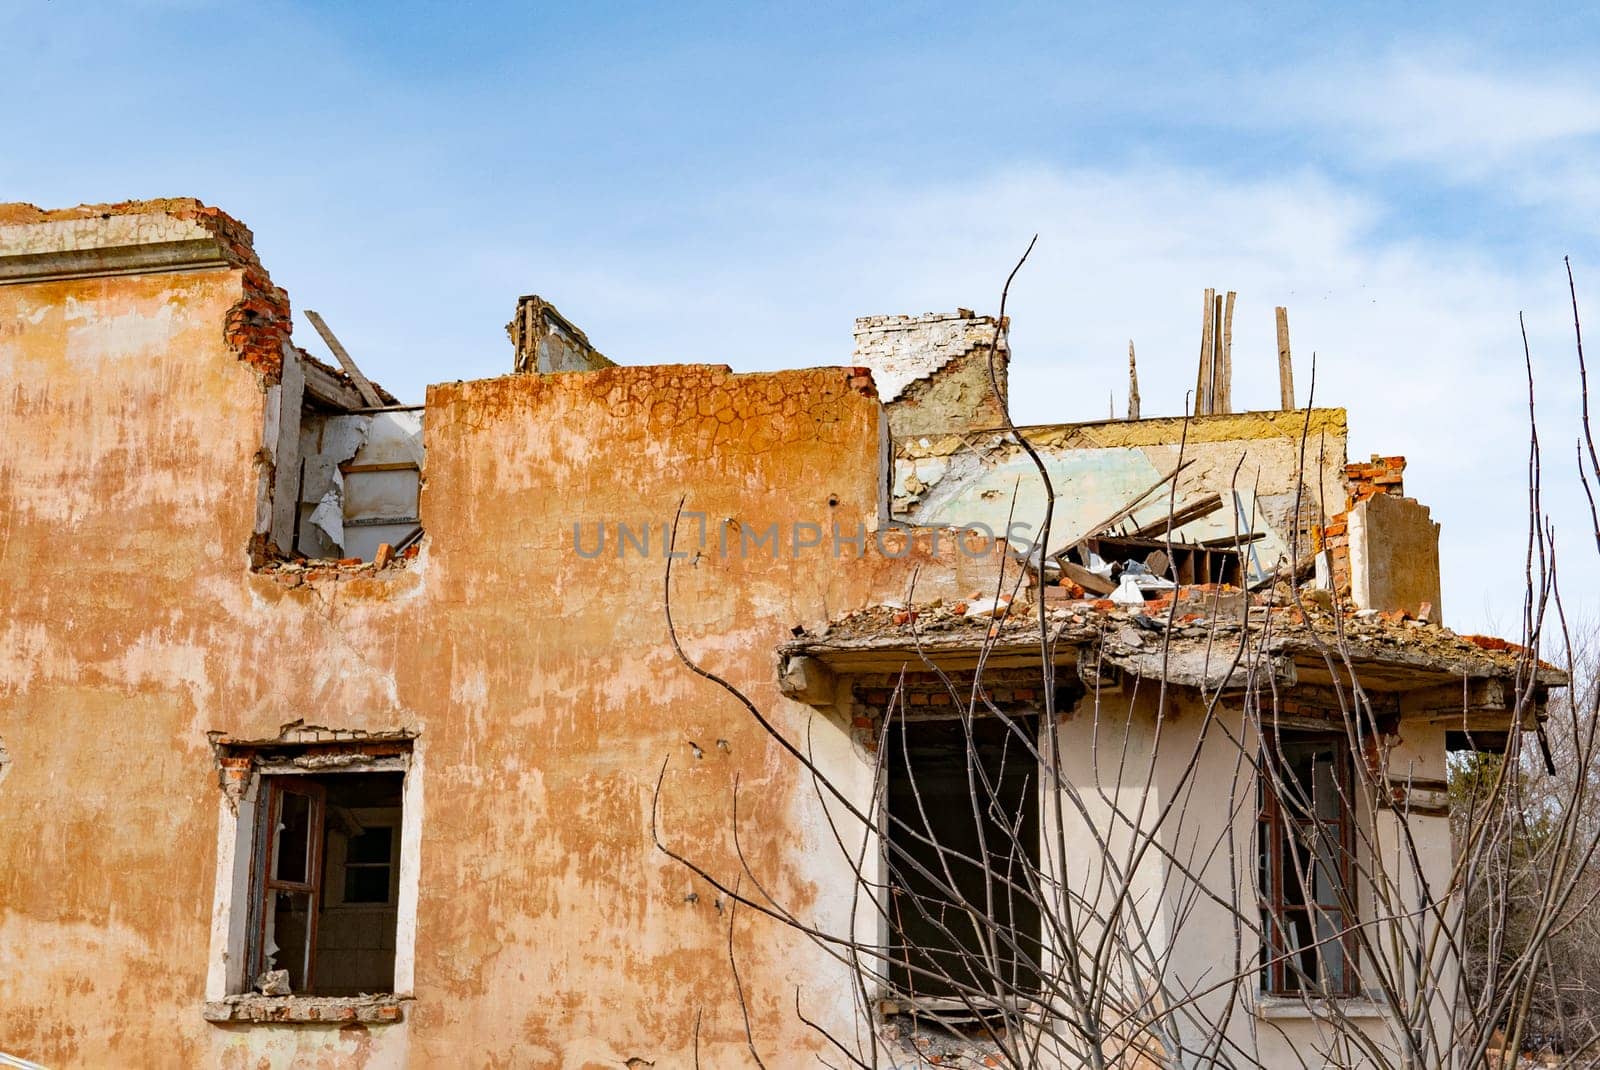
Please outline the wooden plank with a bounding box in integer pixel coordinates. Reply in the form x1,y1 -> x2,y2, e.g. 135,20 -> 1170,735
1196,288 -> 1215,415
301,354 -> 367,411
1127,493 -> 1224,538
1193,531 -> 1266,548
305,310 -> 384,408
1210,293 -> 1223,412
1276,306 -> 1295,410
1060,561 -> 1116,596
1127,340 -> 1140,420
1218,291 -> 1236,414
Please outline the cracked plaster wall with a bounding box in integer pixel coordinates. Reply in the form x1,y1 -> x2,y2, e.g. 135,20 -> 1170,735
0,221 -> 1012,1066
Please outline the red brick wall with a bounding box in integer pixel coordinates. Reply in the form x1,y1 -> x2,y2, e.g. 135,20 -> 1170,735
1321,455 -> 1407,595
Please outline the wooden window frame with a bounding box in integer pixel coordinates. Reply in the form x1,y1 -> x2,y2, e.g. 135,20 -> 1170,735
247,777 -> 328,989
1258,731 -> 1361,998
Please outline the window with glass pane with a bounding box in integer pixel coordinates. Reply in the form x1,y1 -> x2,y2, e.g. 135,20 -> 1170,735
1258,733 -> 1359,997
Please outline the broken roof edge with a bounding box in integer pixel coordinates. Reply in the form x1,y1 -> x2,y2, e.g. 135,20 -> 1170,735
853,308 -> 1010,335
423,361 -> 886,399
0,197 -> 259,277
780,596 -> 1568,694
0,198 -> 402,405
896,407 -> 1349,457
294,344 -> 402,409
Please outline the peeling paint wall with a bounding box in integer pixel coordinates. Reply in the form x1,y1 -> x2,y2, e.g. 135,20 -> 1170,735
0,200 -> 1462,1070
0,202 -> 1000,1067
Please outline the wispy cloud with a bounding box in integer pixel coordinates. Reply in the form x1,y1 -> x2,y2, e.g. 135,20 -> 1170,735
1226,48 -> 1600,237
1290,53 -> 1600,164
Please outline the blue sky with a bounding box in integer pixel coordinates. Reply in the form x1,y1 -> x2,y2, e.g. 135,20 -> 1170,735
5,2 -> 1599,636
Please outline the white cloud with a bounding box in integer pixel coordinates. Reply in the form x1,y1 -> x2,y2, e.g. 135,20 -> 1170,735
1223,48 -> 1600,236
1283,53 -> 1600,165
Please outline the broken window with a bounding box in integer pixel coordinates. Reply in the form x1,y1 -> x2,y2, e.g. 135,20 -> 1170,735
247,769 -> 405,996
255,344 -> 423,568
1258,733 -> 1359,997
886,715 -> 1042,1005
295,409 -> 423,562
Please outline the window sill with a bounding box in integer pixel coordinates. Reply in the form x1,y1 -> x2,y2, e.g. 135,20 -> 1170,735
877,996 -> 1041,1023
203,994 -> 405,1025
1254,996 -> 1387,1021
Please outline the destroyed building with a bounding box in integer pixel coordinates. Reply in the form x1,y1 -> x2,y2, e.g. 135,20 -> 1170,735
0,200 -> 1561,1068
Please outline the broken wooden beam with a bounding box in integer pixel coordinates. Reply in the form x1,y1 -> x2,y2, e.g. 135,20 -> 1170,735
1275,305 -> 1295,410
1193,530 -> 1266,548
1127,340 -> 1140,420
305,310 -> 384,408
1217,291 -> 1235,414
1057,458 -> 1198,560
1195,288 -> 1215,415
1060,561 -> 1116,596
1127,493 -> 1224,539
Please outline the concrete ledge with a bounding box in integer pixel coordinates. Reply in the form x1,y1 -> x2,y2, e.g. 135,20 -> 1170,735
202,994 -> 405,1025
1254,996 -> 1388,1020
0,238 -> 231,285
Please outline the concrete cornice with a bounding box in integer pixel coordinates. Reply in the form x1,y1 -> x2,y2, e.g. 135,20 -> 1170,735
0,238 -> 234,285
0,209 -> 235,285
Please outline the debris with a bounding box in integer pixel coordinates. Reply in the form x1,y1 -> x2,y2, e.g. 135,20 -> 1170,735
1121,559 -> 1176,591
1417,601 -> 1434,624
964,597 -> 1010,620
1062,562 -> 1113,598
1061,561 -> 1115,596
1128,494 -> 1224,539
373,543 -> 394,569
1116,625 -> 1148,648
1110,574 -> 1147,607
257,969 -> 291,996
1058,459 -> 1197,560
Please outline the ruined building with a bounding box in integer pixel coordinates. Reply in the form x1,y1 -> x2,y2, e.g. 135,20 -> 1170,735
0,200 -> 1559,1068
